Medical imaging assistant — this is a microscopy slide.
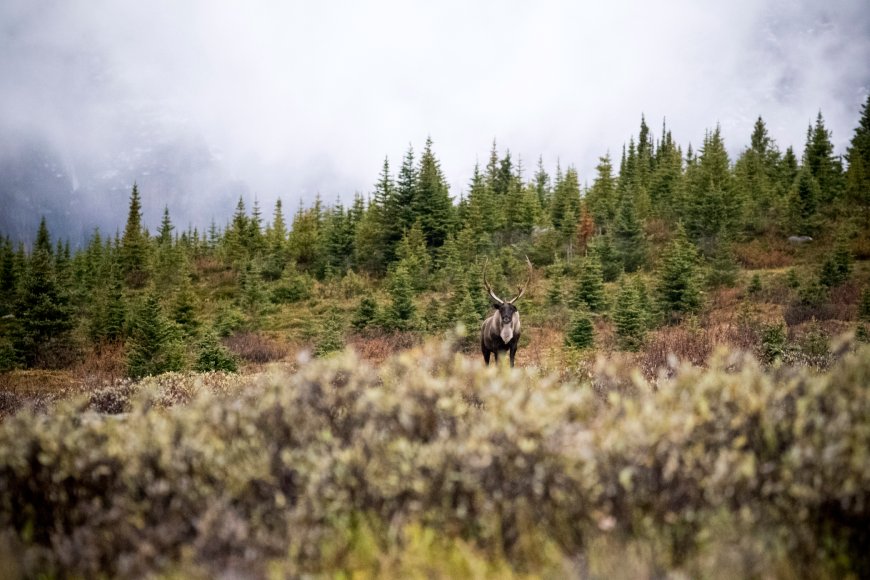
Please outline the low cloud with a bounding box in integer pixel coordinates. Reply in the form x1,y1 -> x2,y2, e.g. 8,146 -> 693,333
1,0 -> 868,240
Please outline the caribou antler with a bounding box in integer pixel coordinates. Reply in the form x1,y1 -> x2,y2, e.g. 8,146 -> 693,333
482,257 -> 505,305
507,256 -> 533,304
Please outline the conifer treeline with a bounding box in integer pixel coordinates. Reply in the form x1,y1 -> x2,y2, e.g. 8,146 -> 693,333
2,100 -> 869,373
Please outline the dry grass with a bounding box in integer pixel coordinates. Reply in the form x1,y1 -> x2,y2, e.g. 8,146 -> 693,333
734,238 -> 795,269
223,331 -> 290,364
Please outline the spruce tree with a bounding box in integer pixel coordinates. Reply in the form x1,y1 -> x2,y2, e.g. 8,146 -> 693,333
613,283 -> 646,351
195,330 -> 238,373
803,111 -> 844,206
565,310 -> 595,349
413,136 -> 455,251
788,167 -> 821,235
818,235 -> 852,288
352,296 -> 379,331
592,233 -> 622,282
706,238 -> 739,288
286,200 -> 324,275
384,264 -> 417,331
127,291 -> 184,378
650,127 -> 684,221
172,274 -> 199,336
845,94 -> 870,225
684,127 -> 739,253
735,117 -> 781,234
0,237 -> 17,314
546,258 -> 565,306
550,166 -> 581,239
572,254 -> 606,312
314,312 -> 345,357
14,218 -> 75,367
238,261 -> 267,324
394,221 -> 431,292
613,193 -> 646,273
533,156 -> 552,209
447,278 -> 481,334
384,146 -> 419,255
656,224 -> 703,323
119,183 -> 150,288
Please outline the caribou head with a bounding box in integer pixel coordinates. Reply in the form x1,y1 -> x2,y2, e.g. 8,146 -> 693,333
480,256 -> 533,367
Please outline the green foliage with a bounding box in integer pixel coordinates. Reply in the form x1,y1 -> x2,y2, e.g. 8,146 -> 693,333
859,286 -> 870,322
845,94 -> 870,224
413,136 -> 455,251
760,322 -> 788,363
119,183 -> 150,288
238,261 -> 268,322
314,312 -> 345,357
271,264 -> 313,304
214,306 -> 246,338
706,238 -> 739,288
748,273 -> 762,295
352,296 -> 379,331
655,224 -> 703,322
88,272 -> 127,344
565,310 -> 595,349
613,193 -> 646,273
786,268 -> 801,289
818,236 -> 852,288
803,111 -> 844,206
684,127 -> 740,252
591,233 -> 622,282
447,279 -> 481,333
571,254 -> 606,312
194,330 -> 238,373
585,154 -> 618,228
394,221 -> 431,292
613,283 -> 646,351
788,167 -> 821,235
798,279 -> 828,307
383,264 -> 417,331
549,165 -> 581,238
126,292 -> 184,378
13,218 -> 75,368
545,259 -> 565,306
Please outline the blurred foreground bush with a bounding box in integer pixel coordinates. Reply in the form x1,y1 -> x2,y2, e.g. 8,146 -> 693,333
0,336 -> 868,578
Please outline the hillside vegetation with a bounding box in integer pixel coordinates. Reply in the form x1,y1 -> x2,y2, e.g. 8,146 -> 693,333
2,102 -> 870,576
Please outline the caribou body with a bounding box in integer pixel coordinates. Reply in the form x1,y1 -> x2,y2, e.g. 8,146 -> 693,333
481,257 -> 533,367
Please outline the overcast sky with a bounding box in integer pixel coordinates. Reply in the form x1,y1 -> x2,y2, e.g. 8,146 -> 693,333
2,0 -> 870,230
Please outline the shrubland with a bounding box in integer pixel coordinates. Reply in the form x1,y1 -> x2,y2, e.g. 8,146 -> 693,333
1,332 -> 868,577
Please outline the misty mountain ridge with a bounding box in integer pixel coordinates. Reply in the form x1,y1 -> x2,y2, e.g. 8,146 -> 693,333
0,123 -> 247,246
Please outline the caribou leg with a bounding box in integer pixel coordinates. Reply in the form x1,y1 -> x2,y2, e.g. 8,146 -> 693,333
509,342 -> 517,368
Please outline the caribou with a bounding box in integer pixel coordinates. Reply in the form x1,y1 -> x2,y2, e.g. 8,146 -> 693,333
481,256 -> 533,367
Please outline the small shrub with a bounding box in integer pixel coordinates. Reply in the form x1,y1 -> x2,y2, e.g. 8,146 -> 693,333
747,273 -> 762,295
214,306 -> 246,337
195,331 -> 238,373
352,296 -> 379,331
760,322 -> 787,363
314,313 -> 345,357
565,311 -> 595,349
